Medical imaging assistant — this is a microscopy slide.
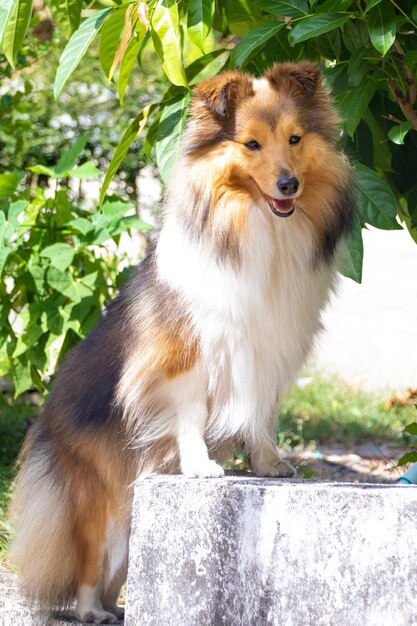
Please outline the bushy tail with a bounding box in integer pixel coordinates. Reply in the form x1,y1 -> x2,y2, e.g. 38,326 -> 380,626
9,431 -> 78,609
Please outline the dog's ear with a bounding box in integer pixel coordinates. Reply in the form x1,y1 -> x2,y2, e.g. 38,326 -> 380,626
266,62 -> 321,97
193,71 -> 254,117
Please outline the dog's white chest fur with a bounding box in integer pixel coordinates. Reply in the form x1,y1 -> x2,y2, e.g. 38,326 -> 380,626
157,203 -> 336,447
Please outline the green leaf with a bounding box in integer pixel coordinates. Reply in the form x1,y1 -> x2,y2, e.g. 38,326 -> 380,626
398,452 -> 417,467
54,8 -> 112,100
8,199 -> 26,226
231,22 -> 285,67
404,423 -> 417,436
13,323 -> 44,359
151,0 -> 188,87
255,0 -> 308,17
1,0 -> 32,66
348,48 -> 371,87
339,212 -> 363,283
367,3 -> 396,56
44,332 -> 66,374
362,108 -> 392,172
55,135 -> 89,175
316,0 -> 353,11
388,121 -> 412,145
186,0 -> 215,52
46,266 -> 74,294
289,13 -> 349,44
48,0 -> 82,39
354,162 -> 401,230
41,243 -> 75,271
13,355 -> 33,397
315,28 -> 341,60
364,0 -> 382,13
0,0 -> 17,46
100,105 -> 156,204
68,217 -> 95,235
28,164 -> 57,177
187,49 -> 230,85
27,258 -> 45,293
117,32 -> 141,107
342,19 -> 370,52
155,92 -> 191,184
336,80 -> 376,137
0,246 -> 12,277
99,6 -> 127,78
68,161 -> 101,179
0,172 -> 23,198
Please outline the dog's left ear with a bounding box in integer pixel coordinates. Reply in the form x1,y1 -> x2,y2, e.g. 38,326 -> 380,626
193,71 -> 254,117
266,62 -> 321,97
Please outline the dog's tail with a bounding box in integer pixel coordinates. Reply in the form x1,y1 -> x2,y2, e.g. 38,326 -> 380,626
9,425 -> 78,609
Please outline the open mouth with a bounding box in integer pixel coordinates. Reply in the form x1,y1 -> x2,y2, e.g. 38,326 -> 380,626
265,195 -> 296,218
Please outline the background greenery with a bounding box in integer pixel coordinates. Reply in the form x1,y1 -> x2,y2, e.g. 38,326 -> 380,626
1,0 -> 417,556
1,0 -> 417,395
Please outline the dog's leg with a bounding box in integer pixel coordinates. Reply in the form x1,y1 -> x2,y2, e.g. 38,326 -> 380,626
251,443 -> 296,477
172,367 -> 224,478
102,564 -> 127,621
250,422 -> 296,477
73,489 -> 119,624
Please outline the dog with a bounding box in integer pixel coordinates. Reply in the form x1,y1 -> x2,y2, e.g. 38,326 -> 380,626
10,61 -> 355,623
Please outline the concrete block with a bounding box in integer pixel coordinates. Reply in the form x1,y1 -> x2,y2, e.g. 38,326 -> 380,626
126,476 -> 417,626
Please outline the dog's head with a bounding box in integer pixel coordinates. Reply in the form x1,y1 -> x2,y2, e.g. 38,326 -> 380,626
185,62 -> 341,219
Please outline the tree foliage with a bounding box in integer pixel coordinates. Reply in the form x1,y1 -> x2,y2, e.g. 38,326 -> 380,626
1,0 -> 417,393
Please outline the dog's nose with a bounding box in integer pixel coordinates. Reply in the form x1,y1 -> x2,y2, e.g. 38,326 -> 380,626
277,176 -> 299,196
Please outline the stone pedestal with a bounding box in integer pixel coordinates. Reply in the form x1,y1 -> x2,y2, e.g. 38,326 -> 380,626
125,476 -> 417,626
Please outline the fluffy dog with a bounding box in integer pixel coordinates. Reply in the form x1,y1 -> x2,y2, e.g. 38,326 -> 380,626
11,62 -> 355,623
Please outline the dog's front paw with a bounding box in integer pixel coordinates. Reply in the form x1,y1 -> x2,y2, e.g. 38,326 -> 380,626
182,459 -> 225,478
253,459 -> 296,478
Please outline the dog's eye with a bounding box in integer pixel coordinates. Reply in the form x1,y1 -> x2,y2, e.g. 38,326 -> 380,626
289,135 -> 301,146
244,140 -> 261,151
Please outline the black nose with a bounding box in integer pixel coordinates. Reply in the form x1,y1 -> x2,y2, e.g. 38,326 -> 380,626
277,176 -> 299,196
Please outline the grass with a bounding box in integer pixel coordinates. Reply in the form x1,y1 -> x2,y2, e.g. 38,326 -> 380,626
279,373 -> 417,448
0,373 -> 416,562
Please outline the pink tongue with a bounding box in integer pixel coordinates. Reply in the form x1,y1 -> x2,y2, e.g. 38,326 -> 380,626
272,198 -> 295,212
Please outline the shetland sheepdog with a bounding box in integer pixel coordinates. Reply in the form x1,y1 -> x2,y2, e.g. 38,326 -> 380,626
10,61 -> 355,623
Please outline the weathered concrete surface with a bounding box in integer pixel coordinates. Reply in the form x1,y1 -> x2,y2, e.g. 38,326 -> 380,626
126,476 -> 417,626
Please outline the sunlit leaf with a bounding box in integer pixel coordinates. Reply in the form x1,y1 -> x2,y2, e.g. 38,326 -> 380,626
54,8 -> 112,100
367,3 -> 396,56
388,121 -> 412,145
155,91 -> 191,184
186,0 -> 215,52
55,135 -> 89,175
99,6 -> 127,78
100,103 -> 157,204
48,0 -> 82,39
41,243 -> 75,271
0,0 -> 17,47
2,0 -> 33,66
151,0 -> 187,87
118,31 -> 142,106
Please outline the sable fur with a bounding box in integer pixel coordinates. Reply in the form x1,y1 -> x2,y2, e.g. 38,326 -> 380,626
10,62 -> 355,623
